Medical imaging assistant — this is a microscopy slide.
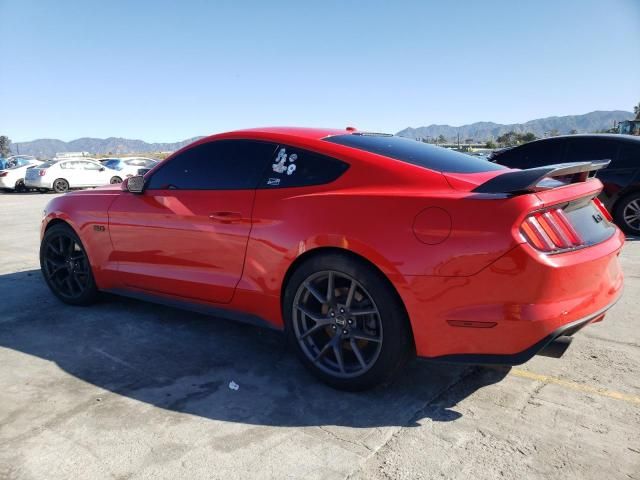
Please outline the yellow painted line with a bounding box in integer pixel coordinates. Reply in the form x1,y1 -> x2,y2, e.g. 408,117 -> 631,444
509,368 -> 640,406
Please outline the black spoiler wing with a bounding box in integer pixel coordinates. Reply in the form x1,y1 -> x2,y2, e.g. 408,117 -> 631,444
473,160 -> 610,194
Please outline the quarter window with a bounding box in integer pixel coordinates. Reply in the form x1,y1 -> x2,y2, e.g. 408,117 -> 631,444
615,144 -> 640,169
566,139 -> 618,164
260,145 -> 349,188
146,140 -> 278,190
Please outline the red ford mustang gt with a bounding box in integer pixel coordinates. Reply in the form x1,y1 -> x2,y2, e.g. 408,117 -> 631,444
39,127 -> 624,390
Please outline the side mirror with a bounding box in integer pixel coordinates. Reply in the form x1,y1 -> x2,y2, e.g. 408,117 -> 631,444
124,175 -> 145,194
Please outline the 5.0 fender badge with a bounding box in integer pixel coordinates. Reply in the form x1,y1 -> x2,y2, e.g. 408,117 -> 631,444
93,225 -> 106,232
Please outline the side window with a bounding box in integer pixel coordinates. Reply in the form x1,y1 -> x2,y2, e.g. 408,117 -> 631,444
615,144 -> 640,169
261,146 -> 349,188
83,162 -> 101,170
495,140 -> 566,169
147,140 -> 277,190
60,162 -> 72,170
566,139 -> 618,164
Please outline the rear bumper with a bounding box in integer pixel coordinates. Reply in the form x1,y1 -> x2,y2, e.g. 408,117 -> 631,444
424,299 -> 616,365
400,228 -> 625,362
0,177 -> 15,189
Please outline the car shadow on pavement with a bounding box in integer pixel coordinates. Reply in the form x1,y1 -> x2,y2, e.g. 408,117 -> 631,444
0,269 -> 508,428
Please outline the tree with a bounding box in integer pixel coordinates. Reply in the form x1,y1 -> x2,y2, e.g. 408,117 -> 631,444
437,134 -> 447,144
485,140 -> 496,149
516,132 -> 537,143
0,136 -> 11,157
635,102 -> 640,120
569,129 -> 578,135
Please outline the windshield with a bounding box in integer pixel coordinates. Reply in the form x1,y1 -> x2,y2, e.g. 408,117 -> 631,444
324,134 -> 506,174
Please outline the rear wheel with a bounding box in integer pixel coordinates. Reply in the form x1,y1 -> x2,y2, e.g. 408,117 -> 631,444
284,253 -> 413,391
40,223 -> 98,305
53,178 -> 69,193
14,179 -> 27,193
110,176 -> 123,184
614,192 -> 640,235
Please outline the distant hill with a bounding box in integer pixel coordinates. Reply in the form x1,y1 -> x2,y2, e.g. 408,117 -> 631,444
13,136 -> 204,158
11,110 -> 636,157
396,110 -> 633,141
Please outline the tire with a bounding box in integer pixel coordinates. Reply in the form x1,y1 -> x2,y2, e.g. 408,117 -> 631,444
283,252 -> 413,391
38,188 -> 49,194
14,179 -> 27,193
52,178 -> 69,193
40,223 -> 98,306
613,192 -> 640,236
110,176 -> 123,184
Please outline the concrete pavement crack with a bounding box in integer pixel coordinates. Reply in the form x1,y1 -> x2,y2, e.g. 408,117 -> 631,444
344,365 -> 479,479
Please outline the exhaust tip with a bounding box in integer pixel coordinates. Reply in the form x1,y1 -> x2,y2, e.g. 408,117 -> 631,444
538,336 -> 573,359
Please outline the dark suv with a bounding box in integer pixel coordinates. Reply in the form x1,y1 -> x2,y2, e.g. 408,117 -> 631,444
490,134 -> 640,235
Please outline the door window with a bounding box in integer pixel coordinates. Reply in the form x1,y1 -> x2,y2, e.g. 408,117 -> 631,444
147,140 -> 277,190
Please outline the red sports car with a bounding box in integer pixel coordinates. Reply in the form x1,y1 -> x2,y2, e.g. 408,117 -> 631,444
40,127 -> 624,390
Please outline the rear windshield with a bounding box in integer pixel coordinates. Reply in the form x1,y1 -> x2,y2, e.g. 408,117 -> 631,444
324,134 -> 506,173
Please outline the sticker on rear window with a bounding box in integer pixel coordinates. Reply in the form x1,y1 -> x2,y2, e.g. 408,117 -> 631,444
272,148 -> 297,175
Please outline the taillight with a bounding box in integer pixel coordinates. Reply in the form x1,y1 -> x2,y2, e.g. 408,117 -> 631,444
39,170 -> 46,176
593,198 -> 613,222
0,171 -> 7,177
520,207 -> 583,252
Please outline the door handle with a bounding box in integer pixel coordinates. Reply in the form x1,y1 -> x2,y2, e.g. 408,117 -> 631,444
209,211 -> 244,223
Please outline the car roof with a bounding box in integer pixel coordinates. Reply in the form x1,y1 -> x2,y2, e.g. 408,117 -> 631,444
229,127 -> 350,140
522,133 -> 640,146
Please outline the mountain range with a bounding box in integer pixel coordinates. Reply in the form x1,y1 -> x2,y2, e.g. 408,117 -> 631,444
11,110 -> 635,157
13,136 -> 204,158
396,110 -> 633,142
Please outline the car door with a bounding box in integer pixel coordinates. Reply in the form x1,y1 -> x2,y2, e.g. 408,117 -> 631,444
81,160 -> 105,185
107,139 -> 278,304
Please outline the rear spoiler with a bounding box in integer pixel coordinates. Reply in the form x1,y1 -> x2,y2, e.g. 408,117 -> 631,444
473,160 -> 610,194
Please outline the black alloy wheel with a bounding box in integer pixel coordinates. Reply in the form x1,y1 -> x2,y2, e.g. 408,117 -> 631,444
40,224 -> 98,305
284,253 -> 413,391
293,270 -> 384,379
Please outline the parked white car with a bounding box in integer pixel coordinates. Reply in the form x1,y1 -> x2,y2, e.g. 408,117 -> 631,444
25,158 -> 122,193
99,157 -> 159,179
0,157 -> 43,192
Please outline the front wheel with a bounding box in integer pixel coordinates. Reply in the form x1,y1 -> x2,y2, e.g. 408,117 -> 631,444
284,253 -> 413,391
40,223 -> 98,305
613,192 -> 640,236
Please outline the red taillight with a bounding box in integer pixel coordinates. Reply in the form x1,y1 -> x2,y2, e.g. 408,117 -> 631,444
0,171 -> 8,177
520,208 -> 583,252
593,198 -> 613,222
38,170 -> 46,176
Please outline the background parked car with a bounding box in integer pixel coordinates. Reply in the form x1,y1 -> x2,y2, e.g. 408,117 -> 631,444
490,134 -> 640,235
99,157 -> 159,181
25,158 -> 122,193
0,157 -> 42,192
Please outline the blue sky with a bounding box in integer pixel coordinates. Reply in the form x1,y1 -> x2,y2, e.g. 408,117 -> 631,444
1,0 -> 639,142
